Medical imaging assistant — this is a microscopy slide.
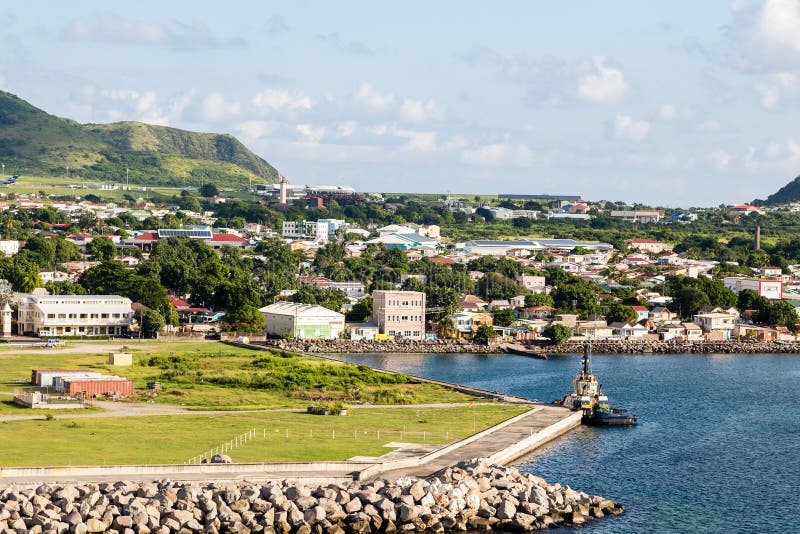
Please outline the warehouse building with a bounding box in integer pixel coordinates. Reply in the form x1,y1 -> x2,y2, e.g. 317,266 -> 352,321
258,302 -> 345,339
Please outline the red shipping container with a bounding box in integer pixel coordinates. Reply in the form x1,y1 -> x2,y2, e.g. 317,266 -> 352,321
62,379 -> 134,397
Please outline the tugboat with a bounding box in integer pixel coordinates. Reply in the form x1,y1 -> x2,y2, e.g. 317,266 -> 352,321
560,343 -> 637,426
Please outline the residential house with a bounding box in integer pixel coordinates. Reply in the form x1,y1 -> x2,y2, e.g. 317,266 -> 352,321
521,306 -> 553,320
693,313 -> 736,340
649,306 -> 677,322
624,238 -> 672,254
259,302 -> 345,339
457,295 -> 488,312
516,274 -> 546,293
0,240 -> 19,256
609,210 -> 664,223
658,323 -> 685,341
16,294 -> 133,336
347,322 -> 380,340
575,320 -> 613,340
630,305 -> 650,322
682,322 -> 703,341
552,314 -> 578,328
610,322 -> 648,339
489,299 -> 511,310
731,204 -> 764,215
371,290 -> 426,339
509,295 -> 526,308
759,266 -> 783,277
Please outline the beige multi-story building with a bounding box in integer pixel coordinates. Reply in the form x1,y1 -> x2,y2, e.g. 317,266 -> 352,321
16,294 -> 134,336
371,290 -> 426,339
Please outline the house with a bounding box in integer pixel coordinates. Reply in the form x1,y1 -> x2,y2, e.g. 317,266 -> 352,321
575,320 -> 613,340
457,295 -> 488,312
723,277 -> 782,300
758,267 -> 783,278
0,240 -> 19,256
629,306 -> 650,322
167,296 -> 209,323
552,314 -> 578,328
516,275 -> 546,292
731,204 -> 764,215
450,312 -> 493,338
610,322 -> 648,338
463,239 -> 613,256
734,324 -> 779,341
371,290 -> 426,340
127,228 -> 248,250
329,281 -> 366,299
367,232 -> 439,251
693,313 -> 736,340
489,299 -> 511,310
259,302 -> 345,339
16,294 -> 134,337
347,322 -> 380,340
624,239 -> 672,254
521,306 -> 553,320
682,322 -> 703,341
609,210 -> 664,223
697,306 -> 740,319
669,211 -> 697,223
658,323 -> 685,341
509,295 -> 526,308
649,306 -> 677,322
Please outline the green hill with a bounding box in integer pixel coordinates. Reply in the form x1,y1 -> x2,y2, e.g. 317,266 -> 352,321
754,175 -> 800,206
0,90 -> 280,188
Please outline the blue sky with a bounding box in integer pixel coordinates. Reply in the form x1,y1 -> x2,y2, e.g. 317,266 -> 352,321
2,1 -> 800,206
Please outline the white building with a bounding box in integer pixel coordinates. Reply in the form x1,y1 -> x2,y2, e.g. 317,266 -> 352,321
722,277 -> 783,300
0,240 -> 19,256
16,294 -> 134,336
282,220 -> 330,241
258,302 -> 345,339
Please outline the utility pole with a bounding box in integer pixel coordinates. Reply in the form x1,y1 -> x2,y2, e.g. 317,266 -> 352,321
126,167 -> 129,188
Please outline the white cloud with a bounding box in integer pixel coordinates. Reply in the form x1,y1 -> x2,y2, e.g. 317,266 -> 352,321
396,130 -> 437,152
317,32 -> 372,55
575,56 -> 629,104
461,143 -> 535,166
296,123 -> 326,143
726,0 -> 800,71
708,149 -> 732,170
658,103 -> 693,120
60,15 -> 246,51
200,92 -> 241,121
755,71 -> 798,109
251,89 -> 313,111
399,98 -> 444,122
337,121 -> 358,137
613,115 -> 650,142
235,120 -> 280,141
354,83 -> 395,111
696,119 -> 721,132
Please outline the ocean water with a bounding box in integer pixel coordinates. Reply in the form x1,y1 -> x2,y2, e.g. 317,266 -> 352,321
334,352 -> 800,533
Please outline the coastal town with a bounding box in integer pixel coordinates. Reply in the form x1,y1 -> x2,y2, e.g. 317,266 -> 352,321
0,181 -> 796,350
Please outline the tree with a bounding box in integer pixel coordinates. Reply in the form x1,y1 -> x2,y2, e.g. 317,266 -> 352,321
140,309 -> 165,338
606,303 -> 638,324
473,323 -> 498,345
345,297 -> 372,322
291,285 -> 349,313
88,236 -> 116,261
492,308 -> 516,327
766,300 -> 799,331
179,195 -> 202,212
542,324 -> 573,344
199,183 -> 220,197
673,287 -> 710,319
525,293 -> 554,308
225,304 -> 265,332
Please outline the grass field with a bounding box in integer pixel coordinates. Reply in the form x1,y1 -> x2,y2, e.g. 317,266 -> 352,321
0,341 -> 478,410
0,405 -> 526,466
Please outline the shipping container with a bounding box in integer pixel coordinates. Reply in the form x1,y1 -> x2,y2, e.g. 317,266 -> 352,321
33,370 -> 103,387
61,378 -> 134,397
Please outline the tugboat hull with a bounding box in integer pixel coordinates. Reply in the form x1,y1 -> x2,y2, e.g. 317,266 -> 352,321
583,411 -> 638,426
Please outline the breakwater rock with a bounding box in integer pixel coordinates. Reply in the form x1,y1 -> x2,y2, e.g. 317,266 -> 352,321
0,459 -> 621,533
264,339 -> 499,354
540,339 -> 800,354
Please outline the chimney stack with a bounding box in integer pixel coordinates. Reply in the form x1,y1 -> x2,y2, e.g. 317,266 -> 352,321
755,225 -> 761,250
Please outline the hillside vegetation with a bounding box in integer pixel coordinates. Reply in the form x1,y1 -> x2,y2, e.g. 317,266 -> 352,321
0,91 -> 280,188
754,175 -> 800,206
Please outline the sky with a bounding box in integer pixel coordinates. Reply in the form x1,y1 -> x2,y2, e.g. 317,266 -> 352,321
2,1 -> 800,207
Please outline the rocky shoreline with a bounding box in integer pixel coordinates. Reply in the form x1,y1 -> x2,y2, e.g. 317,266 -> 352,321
257,338 -> 800,355
0,459 -> 621,533
262,339 -> 499,354
538,339 -> 800,354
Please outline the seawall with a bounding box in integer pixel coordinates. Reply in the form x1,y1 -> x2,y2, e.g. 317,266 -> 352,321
540,339 -> 800,354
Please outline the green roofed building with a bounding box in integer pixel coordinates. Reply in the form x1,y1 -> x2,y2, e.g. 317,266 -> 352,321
258,302 -> 345,339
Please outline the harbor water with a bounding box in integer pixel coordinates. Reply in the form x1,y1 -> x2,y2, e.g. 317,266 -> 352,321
333,352 -> 800,533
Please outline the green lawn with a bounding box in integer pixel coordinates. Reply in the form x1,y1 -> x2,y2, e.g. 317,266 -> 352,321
0,405 -> 527,466
0,341 -> 479,409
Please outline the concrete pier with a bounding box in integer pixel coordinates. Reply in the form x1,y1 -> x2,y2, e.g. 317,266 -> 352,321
0,406 -> 581,486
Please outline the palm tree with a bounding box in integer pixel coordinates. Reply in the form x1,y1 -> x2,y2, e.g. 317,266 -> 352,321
20,272 -> 42,293
435,316 -> 456,338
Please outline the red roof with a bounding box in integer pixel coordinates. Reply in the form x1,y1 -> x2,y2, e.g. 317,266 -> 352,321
733,204 -> 760,210
630,306 -> 648,311
626,238 -> 660,244
133,232 -> 159,241
428,257 -> 455,265
168,296 -> 191,308
210,233 -> 247,243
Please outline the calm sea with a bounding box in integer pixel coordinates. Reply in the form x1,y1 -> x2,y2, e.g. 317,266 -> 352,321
333,352 -> 800,533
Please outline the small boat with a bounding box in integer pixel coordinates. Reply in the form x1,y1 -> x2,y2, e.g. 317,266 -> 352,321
559,343 -> 637,426
500,342 -> 548,360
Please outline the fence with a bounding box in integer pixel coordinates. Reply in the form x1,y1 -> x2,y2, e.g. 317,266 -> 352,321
185,425 -> 476,465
